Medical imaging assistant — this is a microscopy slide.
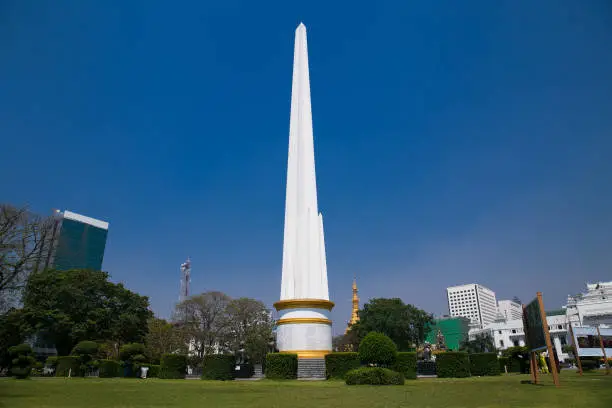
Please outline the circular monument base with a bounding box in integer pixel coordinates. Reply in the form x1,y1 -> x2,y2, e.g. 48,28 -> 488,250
274,299 -> 334,359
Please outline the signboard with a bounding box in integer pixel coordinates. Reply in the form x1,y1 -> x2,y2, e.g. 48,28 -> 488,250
524,297 -> 547,351
573,327 -> 612,357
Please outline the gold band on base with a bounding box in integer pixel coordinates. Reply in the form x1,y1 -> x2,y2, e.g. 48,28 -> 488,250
276,318 -> 332,326
281,350 -> 332,359
274,299 -> 335,311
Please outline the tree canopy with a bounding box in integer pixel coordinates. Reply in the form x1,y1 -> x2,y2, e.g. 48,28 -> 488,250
460,333 -> 496,353
173,292 -> 274,364
350,298 -> 433,351
0,204 -> 55,312
21,268 -> 152,355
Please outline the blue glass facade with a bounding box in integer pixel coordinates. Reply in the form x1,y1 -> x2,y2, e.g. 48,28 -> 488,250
52,218 -> 108,271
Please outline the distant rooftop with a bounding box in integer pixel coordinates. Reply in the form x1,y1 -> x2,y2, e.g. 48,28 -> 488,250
58,210 -> 109,230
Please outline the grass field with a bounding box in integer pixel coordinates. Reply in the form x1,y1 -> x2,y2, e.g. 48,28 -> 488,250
1,371 -> 611,408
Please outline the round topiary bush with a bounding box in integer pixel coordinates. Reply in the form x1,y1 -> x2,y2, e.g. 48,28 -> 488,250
345,367 -> 404,385
159,354 -> 187,379
358,332 -> 397,366
265,353 -> 297,379
56,356 -> 81,377
9,344 -> 36,379
201,355 -> 236,380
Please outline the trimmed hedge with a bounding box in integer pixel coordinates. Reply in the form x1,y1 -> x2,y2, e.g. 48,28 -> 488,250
98,360 -> 121,378
359,332 -> 397,366
498,357 -> 509,373
202,355 -> 236,380
580,358 -> 599,371
345,367 -> 404,385
325,352 -> 360,379
159,354 -> 187,379
265,353 -> 297,379
417,360 -> 436,376
436,352 -> 471,378
507,357 -> 529,373
469,353 -> 500,376
148,364 -> 160,378
394,352 -> 417,379
56,356 -> 81,377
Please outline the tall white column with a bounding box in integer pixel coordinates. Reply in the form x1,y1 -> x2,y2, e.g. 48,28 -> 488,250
274,23 -> 333,359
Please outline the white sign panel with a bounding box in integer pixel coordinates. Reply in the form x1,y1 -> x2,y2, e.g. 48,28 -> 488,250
573,327 -> 612,357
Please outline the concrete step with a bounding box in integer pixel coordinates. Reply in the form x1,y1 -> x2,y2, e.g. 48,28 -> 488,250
297,358 -> 326,379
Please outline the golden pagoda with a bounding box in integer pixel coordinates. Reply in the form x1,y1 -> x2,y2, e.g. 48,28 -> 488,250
346,277 -> 360,334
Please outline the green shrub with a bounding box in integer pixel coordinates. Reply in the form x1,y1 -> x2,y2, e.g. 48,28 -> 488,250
201,355 -> 236,380
325,352 -> 361,379
359,332 -> 397,366
148,364 -> 160,378
436,352 -> 471,378
265,353 -> 297,379
159,354 -> 187,379
9,344 -> 35,379
345,367 -> 404,385
469,353 -> 500,376
71,341 -> 99,371
119,343 -> 147,376
98,359 -> 121,378
72,341 -> 99,356
394,352 -> 417,379
56,356 -> 81,377
498,356 -> 509,373
580,358 -> 599,371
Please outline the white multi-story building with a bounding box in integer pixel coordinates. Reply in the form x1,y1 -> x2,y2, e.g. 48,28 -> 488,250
564,281 -> 612,327
447,284 -> 498,329
497,299 -> 523,321
469,281 -> 612,363
470,312 -> 571,361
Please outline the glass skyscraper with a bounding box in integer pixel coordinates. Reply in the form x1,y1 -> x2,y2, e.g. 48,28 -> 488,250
43,210 -> 109,271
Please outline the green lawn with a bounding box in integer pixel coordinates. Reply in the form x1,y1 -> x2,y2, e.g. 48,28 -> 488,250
1,371 -> 611,408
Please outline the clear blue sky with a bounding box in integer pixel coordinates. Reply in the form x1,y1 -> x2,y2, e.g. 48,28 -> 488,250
2,1 -> 611,332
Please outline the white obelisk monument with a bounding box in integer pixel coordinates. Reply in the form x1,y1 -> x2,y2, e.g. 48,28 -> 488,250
274,23 -> 334,359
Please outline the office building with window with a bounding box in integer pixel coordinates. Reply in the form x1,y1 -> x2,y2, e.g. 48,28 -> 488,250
42,209 -> 109,271
497,299 -> 523,321
447,283 -> 498,329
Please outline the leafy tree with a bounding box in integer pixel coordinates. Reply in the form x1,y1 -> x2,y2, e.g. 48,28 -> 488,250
223,297 -> 274,364
460,333 -> 496,353
351,298 -> 433,351
145,317 -> 186,364
174,291 -> 231,361
333,330 -> 360,352
0,204 -> 55,312
21,269 -> 152,355
0,309 -> 32,370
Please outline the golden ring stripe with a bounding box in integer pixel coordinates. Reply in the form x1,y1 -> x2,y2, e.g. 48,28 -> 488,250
276,318 -> 332,326
280,350 -> 332,359
273,298 -> 335,311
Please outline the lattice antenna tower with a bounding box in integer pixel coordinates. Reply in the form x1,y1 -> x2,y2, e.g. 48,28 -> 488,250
179,257 -> 191,303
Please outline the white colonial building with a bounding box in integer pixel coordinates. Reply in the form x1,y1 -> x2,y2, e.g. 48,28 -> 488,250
469,281 -> 612,362
564,281 -> 612,327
